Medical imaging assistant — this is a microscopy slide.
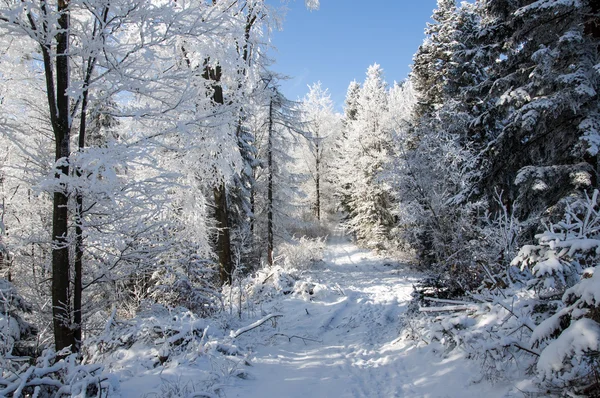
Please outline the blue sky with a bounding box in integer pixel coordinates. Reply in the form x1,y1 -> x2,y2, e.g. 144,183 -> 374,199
267,0 -> 438,111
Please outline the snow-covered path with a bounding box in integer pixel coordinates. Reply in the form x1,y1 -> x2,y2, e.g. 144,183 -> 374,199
224,231 -> 511,398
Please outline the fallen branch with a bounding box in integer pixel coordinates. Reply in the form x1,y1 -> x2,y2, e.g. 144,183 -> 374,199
273,333 -> 322,345
230,313 -> 283,338
419,305 -> 478,312
423,297 -> 476,305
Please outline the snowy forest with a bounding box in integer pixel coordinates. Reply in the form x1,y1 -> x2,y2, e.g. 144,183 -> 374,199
0,0 -> 599,396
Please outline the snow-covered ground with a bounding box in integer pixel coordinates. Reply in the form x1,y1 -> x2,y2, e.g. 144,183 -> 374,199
113,229 -> 515,397
221,231 -> 512,398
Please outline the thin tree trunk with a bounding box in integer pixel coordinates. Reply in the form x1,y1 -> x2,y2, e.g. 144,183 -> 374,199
73,65 -> 92,351
267,99 -> 274,266
50,0 -> 75,352
0,177 -> 6,281
74,187 -> 83,348
250,172 -> 255,235
315,139 -> 320,221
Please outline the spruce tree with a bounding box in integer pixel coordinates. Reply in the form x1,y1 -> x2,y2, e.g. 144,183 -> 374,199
342,64 -> 395,249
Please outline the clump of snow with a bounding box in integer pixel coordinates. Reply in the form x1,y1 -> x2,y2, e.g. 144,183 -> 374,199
531,252 -> 564,276
530,307 -> 570,346
304,0 -> 319,10
515,0 -> 580,17
82,304 -> 258,397
563,266 -> 600,306
0,315 -> 20,350
579,116 -> 600,156
0,278 -> 36,358
292,280 -> 332,301
537,318 -> 600,379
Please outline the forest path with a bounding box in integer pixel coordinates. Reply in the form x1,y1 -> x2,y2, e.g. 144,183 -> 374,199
223,228 -> 509,398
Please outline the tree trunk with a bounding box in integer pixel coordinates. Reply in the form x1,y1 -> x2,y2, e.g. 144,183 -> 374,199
73,60 -> 94,350
49,0 -> 76,353
214,183 -> 233,284
202,63 -> 233,285
267,99 -> 274,266
250,172 -> 255,235
315,139 -> 320,221
0,177 -> 7,282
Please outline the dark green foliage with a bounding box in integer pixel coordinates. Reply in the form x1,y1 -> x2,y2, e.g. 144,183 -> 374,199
404,0 -> 600,275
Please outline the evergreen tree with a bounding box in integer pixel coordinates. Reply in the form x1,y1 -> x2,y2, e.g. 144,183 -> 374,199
411,0 -> 458,118
342,64 -> 395,249
343,80 -> 361,127
473,0 -> 600,224
337,80 -> 362,217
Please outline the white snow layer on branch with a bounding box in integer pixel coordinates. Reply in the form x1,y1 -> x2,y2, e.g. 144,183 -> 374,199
419,305 -> 479,312
305,0 -> 320,11
515,0 -> 581,17
558,238 -> 600,256
537,318 -> 600,378
531,252 -> 564,276
563,267 -> 600,306
230,313 -> 283,338
530,307 -> 572,345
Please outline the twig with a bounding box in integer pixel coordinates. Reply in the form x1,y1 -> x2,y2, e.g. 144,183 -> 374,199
262,273 -> 274,284
507,342 -> 540,357
492,300 -> 534,332
477,261 -> 507,299
273,333 -> 322,345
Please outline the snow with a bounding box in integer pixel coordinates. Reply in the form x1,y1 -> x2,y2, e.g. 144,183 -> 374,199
515,0 -> 580,17
0,315 -> 20,340
304,0 -> 320,11
537,318 -> 600,378
580,116 -> 600,156
531,252 -> 563,276
216,231 -> 510,397
109,229 -> 513,397
563,266 -> 600,306
230,313 -> 284,338
530,307 -> 570,345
